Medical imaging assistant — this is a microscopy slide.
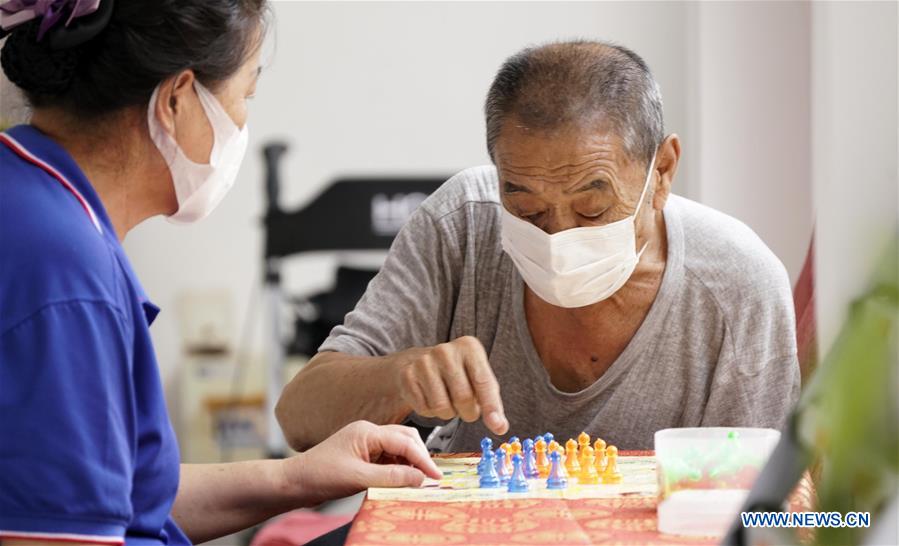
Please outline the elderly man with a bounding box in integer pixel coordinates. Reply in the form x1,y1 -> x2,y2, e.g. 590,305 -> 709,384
276,41 -> 800,451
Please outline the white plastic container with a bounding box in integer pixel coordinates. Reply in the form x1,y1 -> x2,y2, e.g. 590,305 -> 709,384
655,427 -> 780,537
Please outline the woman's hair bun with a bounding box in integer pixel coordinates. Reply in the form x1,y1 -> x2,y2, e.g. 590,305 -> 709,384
2,0 -> 268,117
2,21 -> 83,97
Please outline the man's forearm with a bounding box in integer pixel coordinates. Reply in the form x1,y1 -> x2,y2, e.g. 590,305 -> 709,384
276,351 -> 413,450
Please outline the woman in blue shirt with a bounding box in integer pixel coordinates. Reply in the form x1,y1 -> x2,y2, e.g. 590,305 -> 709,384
0,1 -> 439,545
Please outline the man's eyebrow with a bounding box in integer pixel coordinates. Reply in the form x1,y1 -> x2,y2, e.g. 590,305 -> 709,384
569,179 -> 609,193
503,181 -> 532,193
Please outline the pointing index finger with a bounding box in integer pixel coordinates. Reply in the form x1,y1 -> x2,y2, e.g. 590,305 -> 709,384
462,343 -> 508,435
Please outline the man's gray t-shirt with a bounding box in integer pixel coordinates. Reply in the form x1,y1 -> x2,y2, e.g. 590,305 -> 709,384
319,166 -> 801,451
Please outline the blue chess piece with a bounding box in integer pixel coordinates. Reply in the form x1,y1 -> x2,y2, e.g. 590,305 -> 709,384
478,450 -> 501,488
495,447 -> 510,485
508,453 -> 530,492
477,437 -> 493,474
543,432 -> 554,445
523,438 -> 534,451
522,438 -> 538,478
546,449 -> 568,490
508,436 -> 520,445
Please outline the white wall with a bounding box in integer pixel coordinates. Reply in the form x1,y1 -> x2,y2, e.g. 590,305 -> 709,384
811,1 -> 898,353
3,1 -> 839,390
8,0 -> 881,412
688,1 -> 814,283
0,70 -> 28,127
123,1 -> 694,387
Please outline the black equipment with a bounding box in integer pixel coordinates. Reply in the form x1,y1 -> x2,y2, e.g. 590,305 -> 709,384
260,141 -> 446,455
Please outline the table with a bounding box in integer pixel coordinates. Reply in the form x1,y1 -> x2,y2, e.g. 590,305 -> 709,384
344,451 -> 815,546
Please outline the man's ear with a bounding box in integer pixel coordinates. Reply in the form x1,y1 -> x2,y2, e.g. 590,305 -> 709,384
652,133 -> 680,210
152,70 -> 196,137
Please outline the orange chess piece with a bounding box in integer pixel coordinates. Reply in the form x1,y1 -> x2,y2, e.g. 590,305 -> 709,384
602,445 -> 622,484
577,432 -> 591,467
564,439 -> 580,475
578,445 -> 600,484
510,440 -> 522,457
593,438 -> 607,473
534,439 -> 550,477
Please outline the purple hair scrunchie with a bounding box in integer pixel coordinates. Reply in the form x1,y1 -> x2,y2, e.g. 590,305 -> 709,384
0,0 -> 101,40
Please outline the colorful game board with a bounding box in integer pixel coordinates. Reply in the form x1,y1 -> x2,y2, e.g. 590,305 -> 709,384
368,455 -> 657,502
351,443 -> 815,546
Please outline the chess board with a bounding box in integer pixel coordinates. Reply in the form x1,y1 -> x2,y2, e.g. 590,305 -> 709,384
368,455 -> 658,502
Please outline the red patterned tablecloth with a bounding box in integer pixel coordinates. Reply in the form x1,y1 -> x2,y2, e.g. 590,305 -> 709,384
346,451 -> 815,546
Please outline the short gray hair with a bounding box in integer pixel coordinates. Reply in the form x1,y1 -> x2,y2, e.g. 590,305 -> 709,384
485,40 -> 664,167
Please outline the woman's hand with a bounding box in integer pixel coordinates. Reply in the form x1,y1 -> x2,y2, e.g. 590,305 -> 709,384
282,421 -> 442,506
171,423 -> 439,543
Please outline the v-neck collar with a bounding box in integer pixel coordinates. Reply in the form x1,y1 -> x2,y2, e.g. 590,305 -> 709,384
511,197 -> 686,401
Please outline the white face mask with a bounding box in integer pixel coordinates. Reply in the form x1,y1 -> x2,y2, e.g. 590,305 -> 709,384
501,153 -> 657,308
147,81 -> 249,224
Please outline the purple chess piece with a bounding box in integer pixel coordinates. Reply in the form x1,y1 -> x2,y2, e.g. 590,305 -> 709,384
495,447 -> 510,485
522,438 -> 538,478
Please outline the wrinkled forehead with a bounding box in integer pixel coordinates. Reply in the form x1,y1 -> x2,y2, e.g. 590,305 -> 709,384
494,124 -> 645,199
493,119 -> 639,183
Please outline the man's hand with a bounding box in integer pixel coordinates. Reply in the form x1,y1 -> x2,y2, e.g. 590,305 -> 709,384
394,336 -> 509,435
282,421 -> 442,506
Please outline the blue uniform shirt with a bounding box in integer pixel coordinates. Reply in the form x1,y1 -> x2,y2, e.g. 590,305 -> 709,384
0,125 -> 190,546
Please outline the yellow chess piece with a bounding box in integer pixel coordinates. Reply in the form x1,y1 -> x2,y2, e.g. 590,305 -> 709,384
593,438 -> 607,473
577,432 -> 591,466
548,440 -> 560,455
602,445 -> 622,484
564,439 -> 580,475
534,439 -> 550,477
510,440 -> 522,456
578,445 -> 600,484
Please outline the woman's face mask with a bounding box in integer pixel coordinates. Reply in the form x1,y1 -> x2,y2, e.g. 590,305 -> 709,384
501,152 -> 657,308
147,80 -> 249,224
